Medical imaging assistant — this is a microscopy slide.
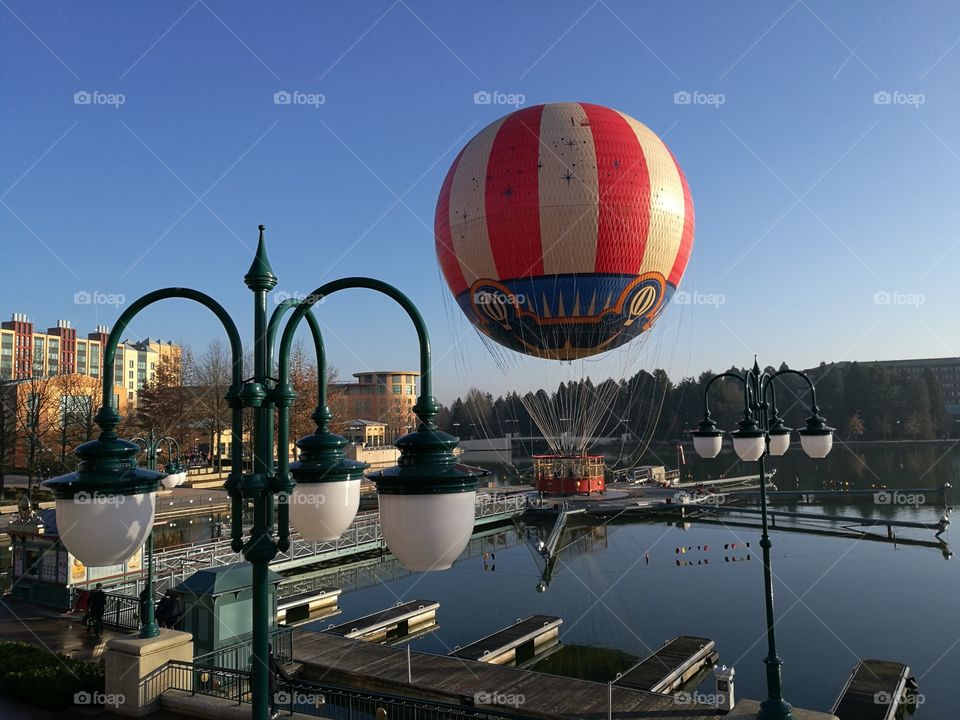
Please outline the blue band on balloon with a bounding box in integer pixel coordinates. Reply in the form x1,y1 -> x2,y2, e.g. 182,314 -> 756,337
458,272 -> 674,360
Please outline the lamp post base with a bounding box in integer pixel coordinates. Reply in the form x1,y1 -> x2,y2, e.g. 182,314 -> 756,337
727,699 -> 837,720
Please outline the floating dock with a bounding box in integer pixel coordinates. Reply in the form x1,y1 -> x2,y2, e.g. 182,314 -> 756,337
322,600 -> 439,644
276,587 -> 340,625
832,659 -> 913,720
706,505 -> 949,535
449,615 -> 562,665
293,630 -> 718,718
614,635 -> 718,694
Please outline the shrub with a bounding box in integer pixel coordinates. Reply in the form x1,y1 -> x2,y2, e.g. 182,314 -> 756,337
0,642 -> 104,710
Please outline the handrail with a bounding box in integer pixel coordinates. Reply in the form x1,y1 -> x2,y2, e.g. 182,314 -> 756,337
141,494 -> 528,592
146,658 -> 534,719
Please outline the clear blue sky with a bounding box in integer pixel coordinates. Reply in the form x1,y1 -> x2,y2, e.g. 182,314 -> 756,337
3,1 -> 959,403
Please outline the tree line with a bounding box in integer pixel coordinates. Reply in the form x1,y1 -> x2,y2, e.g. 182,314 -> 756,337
434,361 -> 955,444
2,350 -> 951,498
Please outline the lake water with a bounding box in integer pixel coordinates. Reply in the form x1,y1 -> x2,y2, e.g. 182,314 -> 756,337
303,443 -> 958,717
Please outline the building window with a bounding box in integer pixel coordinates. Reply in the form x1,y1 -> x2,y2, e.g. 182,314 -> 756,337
406,385 -> 414,395
392,384 -> 401,395
128,381 -> 134,390
129,370 -> 134,379
128,391 -> 134,399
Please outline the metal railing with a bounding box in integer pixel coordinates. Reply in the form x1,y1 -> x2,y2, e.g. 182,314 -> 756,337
100,591 -> 141,631
193,625 -> 294,670
154,492 -> 231,516
149,494 -> 528,593
146,659 -> 534,719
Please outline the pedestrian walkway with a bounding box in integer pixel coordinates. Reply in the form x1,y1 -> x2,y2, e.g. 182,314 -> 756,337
0,597 -> 126,661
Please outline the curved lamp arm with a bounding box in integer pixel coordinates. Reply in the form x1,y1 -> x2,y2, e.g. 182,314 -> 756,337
267,298 -> 327,409
700,371 -> 748,423
96,288 -> 246,550
98,289 -> 244,427
277,277 -> 435,423
767,368 -> 822,417
267,299 -> 329,550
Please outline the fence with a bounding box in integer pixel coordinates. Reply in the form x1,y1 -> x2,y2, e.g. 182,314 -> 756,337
193,625 -> 294,669
100,591 -> 141,631
144,659 -> 533,720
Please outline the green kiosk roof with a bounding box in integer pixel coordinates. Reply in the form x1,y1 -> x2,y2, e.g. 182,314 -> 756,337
173,563 -> 282,598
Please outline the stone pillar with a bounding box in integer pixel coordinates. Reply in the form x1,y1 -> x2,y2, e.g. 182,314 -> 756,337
104,629 -> 193,717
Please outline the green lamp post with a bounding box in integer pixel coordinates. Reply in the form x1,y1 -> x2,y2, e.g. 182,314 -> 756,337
130,430 -> 183,639
690,359 -> 833,720
45,226 -> 485,720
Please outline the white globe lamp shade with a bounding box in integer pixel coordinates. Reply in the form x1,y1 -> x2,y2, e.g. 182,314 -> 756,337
161,474 -> 178,490
732,433 -> 765,462
692,433 -> 723,459
56,491 -> 157,566
378,491 -> 477,571
43,435 -> 163,568
800,432 -> 833,458
767,430 -> 791,457
289,479 -> 361,541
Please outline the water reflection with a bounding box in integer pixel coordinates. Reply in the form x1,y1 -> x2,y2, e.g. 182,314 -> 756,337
320,445 -> 958,718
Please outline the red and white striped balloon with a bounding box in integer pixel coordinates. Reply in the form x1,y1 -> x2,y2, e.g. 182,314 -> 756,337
435,102 -> 694,360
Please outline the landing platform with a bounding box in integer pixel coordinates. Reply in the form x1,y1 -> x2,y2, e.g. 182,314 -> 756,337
293,630 -> 719,718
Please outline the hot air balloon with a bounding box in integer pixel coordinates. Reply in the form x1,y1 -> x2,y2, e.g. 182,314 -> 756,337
435,102 -> 694,361
436,102 -> 694,494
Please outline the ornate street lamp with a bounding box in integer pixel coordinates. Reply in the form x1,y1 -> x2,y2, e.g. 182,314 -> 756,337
690,359 -> 834,720
45,226 -> 485,720
274,276 -> 487,572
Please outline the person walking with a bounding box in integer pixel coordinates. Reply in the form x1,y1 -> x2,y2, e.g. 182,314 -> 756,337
268,643 -> 291,719
138,586 -> 151,629
87,583 -> 106,639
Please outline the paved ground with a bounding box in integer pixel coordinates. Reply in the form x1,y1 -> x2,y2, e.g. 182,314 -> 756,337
0,599 -> 195,718
0,597 -> 126,662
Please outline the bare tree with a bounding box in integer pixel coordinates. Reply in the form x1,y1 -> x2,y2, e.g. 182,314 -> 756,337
16,375 -> 56,493
135,352 -> 192,446
52,373 -> 100,471
192,339 -> 232,472
0,381 -> 17,497
286,341 -> 318,460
